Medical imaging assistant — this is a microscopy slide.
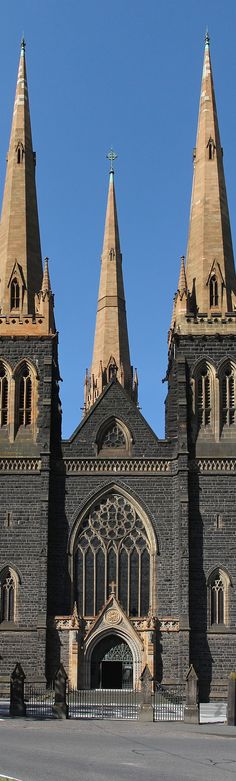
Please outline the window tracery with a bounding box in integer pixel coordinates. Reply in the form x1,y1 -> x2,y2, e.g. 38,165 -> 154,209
208,567 -> 230,626
0,570 -> 16,622
75,494 -> 151,617
19,366 -> 32,426
101,422 -> 126,449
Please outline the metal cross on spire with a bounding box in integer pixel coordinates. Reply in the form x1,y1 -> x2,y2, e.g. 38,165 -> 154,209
106,148 -> 118,174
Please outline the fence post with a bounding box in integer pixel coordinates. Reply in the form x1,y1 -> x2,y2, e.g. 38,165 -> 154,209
52,663 -> 68,719
184,664 -> 199,723
139,665 -> 153,722
10,663 -> 26,717
227,672 -> 236,725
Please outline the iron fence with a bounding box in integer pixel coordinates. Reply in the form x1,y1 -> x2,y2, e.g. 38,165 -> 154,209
68,687 -> 140,720
25,682 -> 54,719
153,683 -> 185,721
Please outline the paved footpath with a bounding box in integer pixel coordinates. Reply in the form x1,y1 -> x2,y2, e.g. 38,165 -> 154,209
0,719 -> 236,781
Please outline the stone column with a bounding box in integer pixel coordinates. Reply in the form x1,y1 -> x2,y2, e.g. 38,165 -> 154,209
10,663 -> 26,717
227,673 -> 236,726
184,664 -> 199,723
139,665 -> 153,722
52,663 -> 68,719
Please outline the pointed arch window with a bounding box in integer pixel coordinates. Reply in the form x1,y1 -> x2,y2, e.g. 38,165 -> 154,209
210,275 -> 218,307
75,494 -> 153,618
196,366 -> 212,427
0,364 -> 9,427
19,366 -> 32,426
208,568 -> 230,626
221,365 -> 235,427
97,417 -> 131,454
10,278 -> 20,310
0,570 -> 16,622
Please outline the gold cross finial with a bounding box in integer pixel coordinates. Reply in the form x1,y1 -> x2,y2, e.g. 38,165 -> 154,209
106,148 -> 118,174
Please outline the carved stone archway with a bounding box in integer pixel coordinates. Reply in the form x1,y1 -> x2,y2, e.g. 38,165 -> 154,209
82,595 -> 144,689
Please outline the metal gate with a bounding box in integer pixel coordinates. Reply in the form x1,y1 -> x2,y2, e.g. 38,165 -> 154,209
25,682 -> 54,719
153,683 -> 185,721
68,688 -> 140,720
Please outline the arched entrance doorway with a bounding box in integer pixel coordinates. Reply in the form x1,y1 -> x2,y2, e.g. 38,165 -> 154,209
91,634 -> 133,689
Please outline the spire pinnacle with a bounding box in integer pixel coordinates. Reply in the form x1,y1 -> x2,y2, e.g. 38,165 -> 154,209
84,169 -> 136,412
21,37 -> 26,54
177,256 -> 188,295
41,257 -> 51,293
36,257 -> 55,333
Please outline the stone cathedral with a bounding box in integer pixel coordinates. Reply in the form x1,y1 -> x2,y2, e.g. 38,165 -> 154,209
0,35 -> 236,699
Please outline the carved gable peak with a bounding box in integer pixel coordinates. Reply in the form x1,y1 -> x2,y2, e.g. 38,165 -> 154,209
84,594 -> 143,647
7,260 -> 26,289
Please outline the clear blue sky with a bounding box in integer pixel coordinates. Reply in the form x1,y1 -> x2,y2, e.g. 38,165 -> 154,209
1,0 -> 236,438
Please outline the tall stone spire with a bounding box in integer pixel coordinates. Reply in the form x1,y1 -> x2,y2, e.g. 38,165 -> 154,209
185,32 -> 236,315
84,160 -> 137,412
0,39 -> 43,318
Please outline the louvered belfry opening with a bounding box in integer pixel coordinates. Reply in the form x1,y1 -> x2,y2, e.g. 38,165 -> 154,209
222,367 -> 235,426
197,368 -> 211,427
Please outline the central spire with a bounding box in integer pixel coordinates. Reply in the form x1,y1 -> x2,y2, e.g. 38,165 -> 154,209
84,158 -> 138,412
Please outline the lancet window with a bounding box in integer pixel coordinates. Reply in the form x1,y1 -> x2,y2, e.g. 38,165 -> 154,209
0,364 -> 9,427
209,275 -> 218,307
10,278 -> 20,310
221,365 -> 235,427
0,570 -> 16,622
18,365 -> 32,426
75,494 -> 152,617
208,568 -> 230,626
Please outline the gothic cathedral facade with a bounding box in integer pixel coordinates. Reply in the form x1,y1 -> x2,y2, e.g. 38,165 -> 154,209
0,36 -> 236,699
